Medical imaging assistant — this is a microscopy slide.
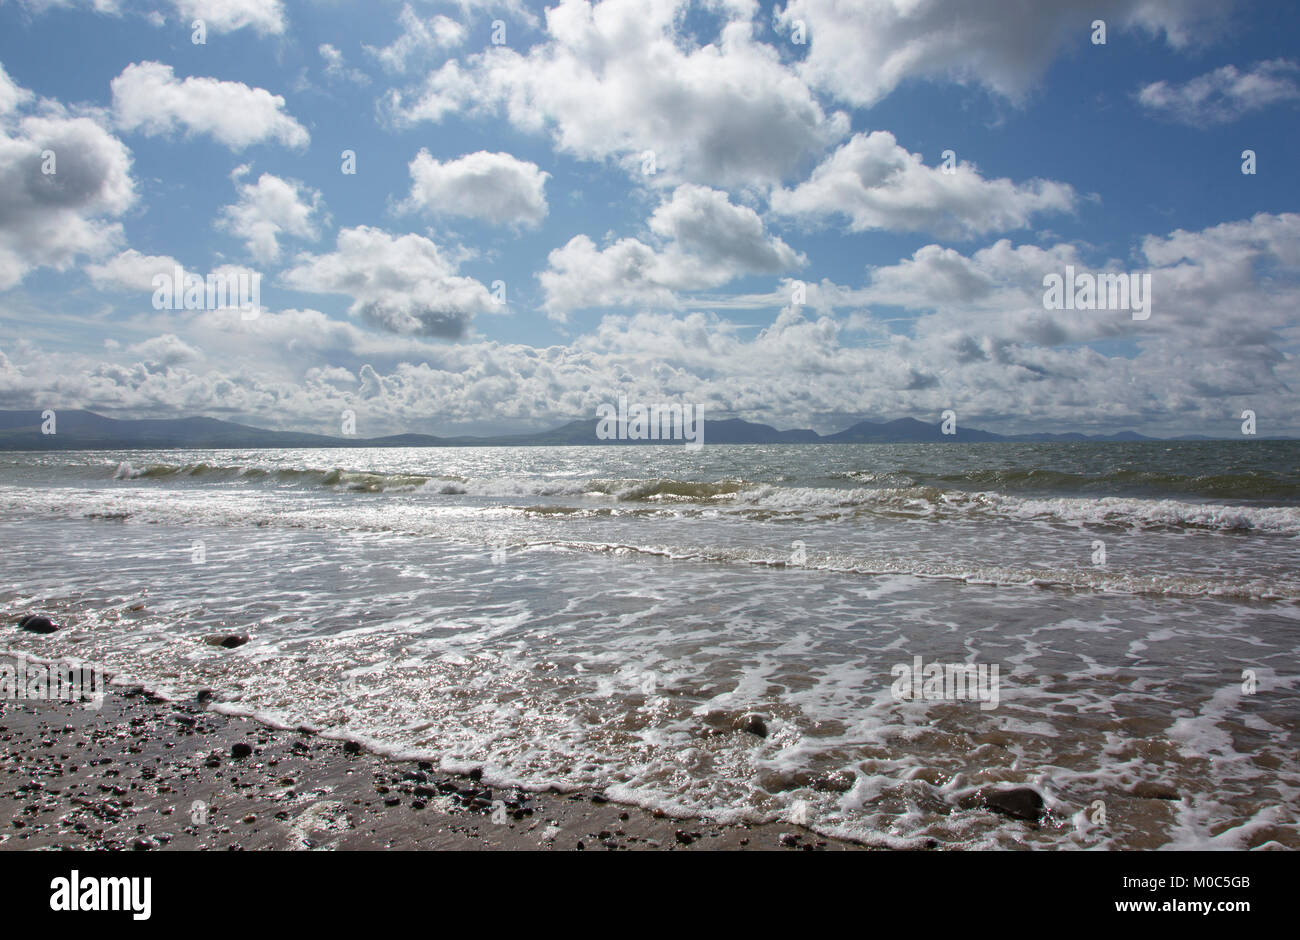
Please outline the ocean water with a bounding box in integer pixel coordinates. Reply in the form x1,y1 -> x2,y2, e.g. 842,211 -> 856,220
2,440 -> 1298,849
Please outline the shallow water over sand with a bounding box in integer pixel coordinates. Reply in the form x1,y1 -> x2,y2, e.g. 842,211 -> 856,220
3,442 -> 1298,848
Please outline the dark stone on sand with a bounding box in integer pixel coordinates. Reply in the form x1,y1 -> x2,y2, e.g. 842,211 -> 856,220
675,830 -> 696,845
230,743 -> 252,760
1132,782 -> 1179,800
736,714 -> 768,738
204,634 -> 248,649
981,787 -> 1044,821
779,832 -> 799,847
468,767 -> 483,782
343,741 -> 361,754
17,615 -> 56,634
591,792 -> 608,804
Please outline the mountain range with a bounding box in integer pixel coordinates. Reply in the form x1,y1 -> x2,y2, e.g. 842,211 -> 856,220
0,409 -> 1272,450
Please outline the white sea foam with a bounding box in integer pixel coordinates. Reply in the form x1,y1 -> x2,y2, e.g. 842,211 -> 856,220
2,443 -> 1298,849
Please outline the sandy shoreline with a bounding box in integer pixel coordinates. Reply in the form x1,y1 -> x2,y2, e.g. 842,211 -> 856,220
0,660 -> 867,851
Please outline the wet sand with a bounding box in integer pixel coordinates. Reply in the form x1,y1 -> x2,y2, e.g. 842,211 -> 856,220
0,663 -> 867,851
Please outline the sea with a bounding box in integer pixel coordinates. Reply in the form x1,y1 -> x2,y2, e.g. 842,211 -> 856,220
2,440 -> 1298,849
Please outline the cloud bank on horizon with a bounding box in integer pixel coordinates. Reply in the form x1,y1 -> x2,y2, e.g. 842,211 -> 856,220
0,0 -> 1297,437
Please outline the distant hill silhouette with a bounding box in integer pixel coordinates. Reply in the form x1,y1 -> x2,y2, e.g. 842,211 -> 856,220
0,409 -> 1284,450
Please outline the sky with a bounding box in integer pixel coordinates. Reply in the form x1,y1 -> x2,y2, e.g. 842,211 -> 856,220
0,0 -> 1297,438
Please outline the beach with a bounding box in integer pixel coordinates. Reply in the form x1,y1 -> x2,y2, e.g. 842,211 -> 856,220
0,671 -> 861,851
3,441 -> 1299,850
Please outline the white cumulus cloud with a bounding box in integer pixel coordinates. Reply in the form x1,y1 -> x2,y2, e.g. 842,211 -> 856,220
281,225 -> 499,338
541,184 -> 804,316
399,150 -> 548,227
770,131 -> 1076,238
775,0 -> 1231,107
1138,59 -> 1300,125
0,68 -> 136,288
172,0 -> 285,35
111,62 -> 309,150
218,169 -> 325,262
387,0 -> 847,188
85,249 -> 181,292
364,4 -> 466,73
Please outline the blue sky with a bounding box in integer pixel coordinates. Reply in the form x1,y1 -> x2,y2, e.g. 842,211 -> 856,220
0,0 -> 1297,436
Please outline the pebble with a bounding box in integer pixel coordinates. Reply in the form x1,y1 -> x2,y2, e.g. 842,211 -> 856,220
16,615 -> 57,634
981,787 -> 1044,821
812,771 -> 855,793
